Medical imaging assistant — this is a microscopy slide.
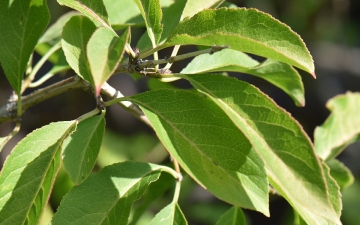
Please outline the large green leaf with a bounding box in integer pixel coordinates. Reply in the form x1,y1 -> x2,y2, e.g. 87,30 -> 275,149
103,0 -> 144,29
149,203 -> 187,225
314,92 -> 360,160
0,121 -> 76,225
0,0 -> 50,94
127,90 -> 269,215
57,0 -> 110,28
62,15 -> 97,84
181,49 -> 305,106
87,27 -> 130,95
51,162 -> 171,225
133,0 -> 163,45
215,206 -> 245,225
326,159 -> 354,191
147,8 -> 314,75
180,74 -> 340,224
62,114 -> 105,185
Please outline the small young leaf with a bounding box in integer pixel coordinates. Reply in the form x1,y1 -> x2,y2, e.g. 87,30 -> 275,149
87,27 -> 130,95
181,74 -> 341,224
215,206 -> 245,225
133,0 -> 163,45
181,49 -> 305,106
103,0 -> 145,29
155,8 -> 315,75
57,0 -> 110,28
0,0 -> 50,94
127,89 -> 269,216
0,121 -> 76,225
149,203 -> 187,225
62,114 -> 106,185
327,159 -> 354,191
51,162 -> 170,225
314,92 -> 360,160
38,11 -> 79,46
62,15 -> 97,84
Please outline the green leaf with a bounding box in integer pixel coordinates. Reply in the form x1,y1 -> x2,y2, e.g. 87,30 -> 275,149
181,49 -> 305,106
314,92 -> 360,160
103,0 -> 144,29
0,0 -> 50,94
127,89 -> 269,216
149,203 -> 187,225
130,172 -> 175,225
62,15 -> 97,84
150,8 -> 315,75
180,74 -> 340,224
181,0 -> 224,19
57,0 -> 110,28
327,159 -> 354,191
51,162 -> 171,225
215,206 -> 245,225
134,0 -> 163,45
62,114 -> 105,185
0,121 -> 76,225
87,27 -> 130,95
38,11 -> 79,46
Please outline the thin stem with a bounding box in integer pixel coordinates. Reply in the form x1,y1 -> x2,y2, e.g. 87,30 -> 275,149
0,121 -> 21,153
172,178 -> 182,204
125,43 -> 137,58
163,45 -> 181,70
76,108 -> 102,123
22,42 -> 62,93
29,71 -> 56,88
138,45 -> 229,69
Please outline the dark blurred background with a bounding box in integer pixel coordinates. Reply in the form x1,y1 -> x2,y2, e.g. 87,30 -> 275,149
1,0 -> 360,224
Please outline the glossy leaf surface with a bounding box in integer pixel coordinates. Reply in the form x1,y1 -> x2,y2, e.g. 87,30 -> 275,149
0,121 -> 76,225
153,8 -> 314,75
62,16 -> 97,84
87,27 -> 130,95
315,92 -> 360,160
63,114 -> 105,185
51,162 -> 168,225
215,206 -> 245,225
127,89 -> 269,215
181,74 -> 340,224
181,49 -> 305,106
0,0 -> 50,94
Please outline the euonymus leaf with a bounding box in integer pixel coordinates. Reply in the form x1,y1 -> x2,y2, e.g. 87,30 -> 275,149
181,0 -> 224,19
181,49 -> 305,106
181,74 -> 340,224
38,11 -> 79,46
215,206 -> 245,225
315,92 -> 360,160
149,8 -> 315,75
57,0 -> 110,28
134,0 -> 163,45
51,162 -> 171,225
103,0 -> 144,29
130,173 -> 175,225
0,0 -> 50,94
62,16 -> 97,84
62,114 -> 105,185
149,203 -> 187,225
0,121 -> 76,225
127,89 -> 269,215
87,27 -> 130,95
327,159 -> 354,191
